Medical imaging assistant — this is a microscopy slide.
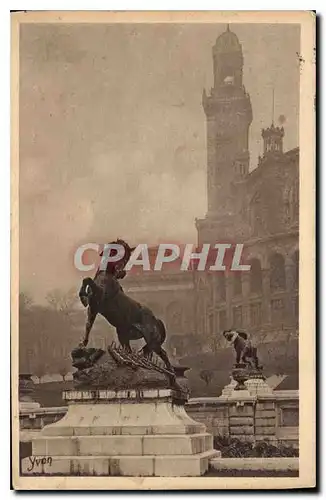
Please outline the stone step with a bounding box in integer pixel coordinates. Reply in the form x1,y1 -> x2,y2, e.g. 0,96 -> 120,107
41,401 -> 207,437
32,433 -> 213,457
43,423 -> 206,437
22,450 -> 221,477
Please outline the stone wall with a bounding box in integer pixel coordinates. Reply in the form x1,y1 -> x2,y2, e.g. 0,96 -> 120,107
186,389 -> 299,448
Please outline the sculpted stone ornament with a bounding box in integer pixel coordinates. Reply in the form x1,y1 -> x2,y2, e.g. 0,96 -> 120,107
222,329 -> 264,390
223,328 -> 262,369
71,343 -> 186,397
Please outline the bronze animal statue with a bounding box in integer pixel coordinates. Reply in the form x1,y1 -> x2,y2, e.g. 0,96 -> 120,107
223,329 -> 261,370
78,239 -> 174,374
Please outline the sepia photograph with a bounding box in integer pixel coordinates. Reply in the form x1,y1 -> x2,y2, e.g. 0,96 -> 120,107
11,10 -> 315,490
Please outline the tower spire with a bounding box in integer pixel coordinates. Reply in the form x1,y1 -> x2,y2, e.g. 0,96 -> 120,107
272,87 -> 275,125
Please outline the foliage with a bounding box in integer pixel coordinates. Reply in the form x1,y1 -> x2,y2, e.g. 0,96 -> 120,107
19,292 -> 34,311
181,338 -> 298,397
199,369 -> 214,386
46,287 -> 77,315
19,288 -> 79,376
213,436 -> 299,458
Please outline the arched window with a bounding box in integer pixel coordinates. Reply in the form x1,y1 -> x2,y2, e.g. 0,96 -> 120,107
207,274 -> 214,304
232,305 -> 243,329
293,250 -> 299,290
270,253 -> 286,291
284,180 -> 299,224
233,273 -> 242,296
249,258 -> 262,293
283,188 -> 291,223
208,314 -> 214,335
218,310 -> 227,333
249,192 -> 264,236
217,272 -> 226,301
291,179 -> 299,221
166,302 -> 183,333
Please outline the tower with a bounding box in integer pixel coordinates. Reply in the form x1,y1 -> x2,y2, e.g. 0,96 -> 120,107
261,124 -> 284,156
202,26 -> 252,224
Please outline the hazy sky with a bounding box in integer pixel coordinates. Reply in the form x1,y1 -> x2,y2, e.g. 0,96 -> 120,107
19,23 -> 300,302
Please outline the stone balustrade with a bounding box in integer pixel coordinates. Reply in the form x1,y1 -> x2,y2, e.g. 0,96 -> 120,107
186,388 -> 299,448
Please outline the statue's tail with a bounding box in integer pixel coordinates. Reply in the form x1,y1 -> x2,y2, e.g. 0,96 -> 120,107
158,319 -> 166,345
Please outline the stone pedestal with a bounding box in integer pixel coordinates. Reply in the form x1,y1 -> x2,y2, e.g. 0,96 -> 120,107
218,365 -> 277,443
22,388 -> 219,477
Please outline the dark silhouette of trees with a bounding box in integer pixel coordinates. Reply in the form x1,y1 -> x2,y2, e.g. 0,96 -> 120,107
19,288 -> 79,377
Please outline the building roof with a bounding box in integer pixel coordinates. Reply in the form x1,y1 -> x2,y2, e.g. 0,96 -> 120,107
214,26 -> 242,54
274,373 -> 299,391
247,146 -> 299,181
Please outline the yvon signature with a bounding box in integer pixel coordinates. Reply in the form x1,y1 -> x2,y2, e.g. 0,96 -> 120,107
27,456 -> 53,471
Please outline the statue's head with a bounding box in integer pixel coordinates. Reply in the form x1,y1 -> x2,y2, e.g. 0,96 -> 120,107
99,239 -> 136,279
223,329 -> 236,342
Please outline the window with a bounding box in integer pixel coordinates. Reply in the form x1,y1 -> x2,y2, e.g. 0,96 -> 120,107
249,192 -> 264,236
293,251 -> 299,290
208,314 -> 214,334
250,302 -> 262,327
280,407 -> 299,427
284,188 -> 291,223
166,302 -> 183,332
233,273 -> 242,296
250,259 -> 262,293
292,179 -> 299,221
217,272 -> 226,301
207,274 -> 214,304
284,181 -> 299,224
293,295 -> 299,326
218,310 -> 227,332
270,253 -> 286,291
271,298 -> 285,324
233,306 -> 243,328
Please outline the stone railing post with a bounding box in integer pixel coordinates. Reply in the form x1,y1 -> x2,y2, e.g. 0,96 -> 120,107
254,396 -> 277,443
228,399 -> 256,443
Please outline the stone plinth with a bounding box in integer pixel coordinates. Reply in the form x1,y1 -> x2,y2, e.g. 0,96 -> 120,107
218,365 -> 277,443
22,388 -> 219,477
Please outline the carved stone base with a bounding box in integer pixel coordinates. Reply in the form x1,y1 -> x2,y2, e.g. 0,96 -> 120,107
21,389 -> 219,477
219,364 -> 272,401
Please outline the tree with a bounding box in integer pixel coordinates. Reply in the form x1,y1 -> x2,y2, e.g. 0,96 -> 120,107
55,346 -> 71,381
199,369 -> 214,386
46,287 -> 77,314
19,291 -> 33,312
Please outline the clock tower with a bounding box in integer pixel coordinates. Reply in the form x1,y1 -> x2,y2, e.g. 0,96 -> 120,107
198,26 -> 252,243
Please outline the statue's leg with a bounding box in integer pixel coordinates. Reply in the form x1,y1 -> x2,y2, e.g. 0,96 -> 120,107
80,307 -> 97,347
154,346 -> 174,372
235,346 -> 242,365
242,346 -> 251,367
116,329 -> 132,352
139,344 -> 153,361
121,341 -> 132,352
253,347 -> 259,369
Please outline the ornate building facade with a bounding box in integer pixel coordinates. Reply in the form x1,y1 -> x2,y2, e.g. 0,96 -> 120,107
123,26 -> 299,356
196,26 -> 299,349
